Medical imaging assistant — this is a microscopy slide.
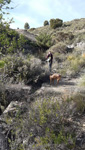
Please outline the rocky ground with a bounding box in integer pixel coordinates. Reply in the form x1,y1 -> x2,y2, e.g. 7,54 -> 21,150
0,74 -> 85,150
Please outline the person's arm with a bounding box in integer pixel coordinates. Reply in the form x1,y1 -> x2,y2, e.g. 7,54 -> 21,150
47,54 -> 50,59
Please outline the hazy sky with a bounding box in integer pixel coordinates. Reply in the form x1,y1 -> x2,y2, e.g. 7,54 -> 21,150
7,0 -> 85,29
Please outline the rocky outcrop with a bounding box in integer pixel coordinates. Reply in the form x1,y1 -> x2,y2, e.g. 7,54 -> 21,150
0,119 -> 8,150
15,29 -> 36,42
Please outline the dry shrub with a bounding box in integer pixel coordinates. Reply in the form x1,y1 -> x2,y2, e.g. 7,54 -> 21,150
67,55 -> 75,61
50,42 -> 68,54
29,57 -> 42,75
56,32 -> 74,42
73,94 -> 85,113
29,28 -> 35,31
78,75 -> 85,87
66,54 -> 85,76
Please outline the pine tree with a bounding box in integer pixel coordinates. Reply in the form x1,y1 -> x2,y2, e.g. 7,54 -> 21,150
24,22 -> 30,30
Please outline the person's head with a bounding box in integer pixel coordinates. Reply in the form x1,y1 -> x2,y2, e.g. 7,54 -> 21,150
48,51 -> 51,55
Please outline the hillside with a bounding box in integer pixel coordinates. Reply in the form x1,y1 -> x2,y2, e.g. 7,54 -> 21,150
0,18 -> 85,150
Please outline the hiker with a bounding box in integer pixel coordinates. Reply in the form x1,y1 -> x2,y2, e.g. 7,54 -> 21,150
46,51 -> 53,72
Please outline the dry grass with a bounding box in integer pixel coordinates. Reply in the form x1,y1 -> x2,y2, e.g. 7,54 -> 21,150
78,75 -> 85,87
64,52 -> 85,76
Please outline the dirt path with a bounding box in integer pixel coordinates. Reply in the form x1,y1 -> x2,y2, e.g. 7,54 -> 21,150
5,76 -> 85,103
35,77 -> 81,97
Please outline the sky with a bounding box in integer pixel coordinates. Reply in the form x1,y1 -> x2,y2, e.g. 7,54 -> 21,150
6,0 -> 85,29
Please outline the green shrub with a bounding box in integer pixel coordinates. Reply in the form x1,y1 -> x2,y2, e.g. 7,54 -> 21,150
36,33 -> 53,51
0,60 -> 5,68
50,18 -> 63,29
0,24 -> 20,54
29,98 -> 60,126
44,20 -> 49,26
29,98 -> 75,149
24,22 -> 30,30
0,23 -> 32,54
36,130 -> 75,148
18,35 -> 28,50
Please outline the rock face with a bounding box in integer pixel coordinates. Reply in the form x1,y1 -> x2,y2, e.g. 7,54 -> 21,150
0,84 -> 32,149
0,124 -> 8,150
15,29 -> 36,42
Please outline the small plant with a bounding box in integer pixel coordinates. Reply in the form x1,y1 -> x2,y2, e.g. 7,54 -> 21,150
17,144 -> 24,150
67,54 -> 75,61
